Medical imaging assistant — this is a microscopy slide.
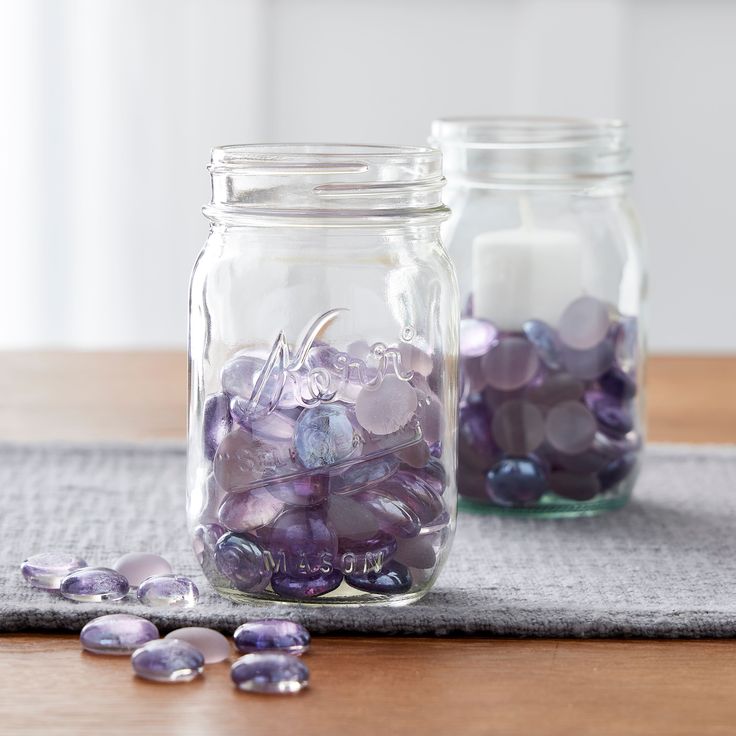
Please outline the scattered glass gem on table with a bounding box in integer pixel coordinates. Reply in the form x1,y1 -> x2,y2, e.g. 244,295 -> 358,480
234,620 -> 311,656
112,553 -> 172,588
80,614 -> 159,655
136,574 -> 199,608
231,653 -> 310,694
20,552 -> 87,590
132,639 -> 205,683
165,628 -> 231,664
60,567 -> 130,602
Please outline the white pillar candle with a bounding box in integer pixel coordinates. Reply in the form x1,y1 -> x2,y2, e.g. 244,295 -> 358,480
472,216 -> 585,331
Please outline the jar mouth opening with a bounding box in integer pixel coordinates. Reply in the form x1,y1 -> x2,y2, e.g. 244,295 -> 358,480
430,116 -> 627,151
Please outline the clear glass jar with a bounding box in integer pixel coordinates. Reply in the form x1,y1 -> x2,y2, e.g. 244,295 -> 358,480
187,144 -> 458,604
430,118 -> 645,517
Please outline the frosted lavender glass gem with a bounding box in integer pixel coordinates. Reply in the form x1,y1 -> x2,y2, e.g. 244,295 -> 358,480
460,318 -> 498,358
525,373 -> 585,407
270,571 -> 343,599
586,392 -> 634,438
137,575 -> 199,608
266,474 -> 330,506
21,552 -> 87,590
355,489 -> 421,539
458,400 -> 496,472
396,440 -> 431,468
345,560 -> 412,594
112,553 -> 172,588
355,375 -> 418,436
545,401 -> 597,455
165,628 -> 230,664
394,534 -> 437,569
523,319 -> 563,370
231,653 -> 309,694
80,614 -> 159,655
218,487 -> 285,533
399,341 -> 434,376
294,404 -> 361,469
327,494 -> 380,539
548,471 -> 601,501
481,337 -> 540,391
337,531 -> 397,575
599,366 -> 637,400
598,452 -> 638,491
234,619 -> 311,656
267,507 -> 338,577
221,354 -> 264,397
558,296 -> 611,350
414,391 -> 443,445
329,455 -> 399,495
491,400 -> 545,454
132,639 -> 204,683
562,339 -> 615,380
60,567 -> 129,602
380,471 -> 444,525
203,393 -> 232,461
215,533 -> 271,592
485,458 -> 548,507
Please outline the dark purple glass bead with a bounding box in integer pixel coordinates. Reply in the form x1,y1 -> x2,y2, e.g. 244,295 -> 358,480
203,393 -> 232,461
337,531 -> 397,575
231,652 -> 309,694
380,470 -> 445,525
270,570 -> 343,599
267,507 -> 338,577
294,404 -> 361,469
345,560 -> 412,595
562,339 -> 615,380
132,639 -> 204,683
523,319 -> 564,370
460,318 -> 498,358
329,455 -> 400,495
80,614 -> 159,655
548,471 -> 601,501
234,619 -> 310,656
481,336 -> 540,391
354,489 -> 422,538
218,487 -> 285,533
21,552 -> 87,590
485,458 -> 548,507
60,567 -> 130,602
599,366 -> 637,400
458,399 -> 497,472
266,473 -> 330,506
491,399 -> 545,454
214,532 -> 271,592
586,391 -> 634,438
598,452 -> 639,491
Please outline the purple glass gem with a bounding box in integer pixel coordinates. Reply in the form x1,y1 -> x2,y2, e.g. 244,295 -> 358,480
355,375 -> 419,436
523,319 -> 564,370
598,451 -> 639,491
585,391 -> 634,438
562,339 -> 615,380
380,470 -> 445,525
458,399 -> 497,472
112,553 -> 172,588
399,341 -> 434,376
545,400 -> 597,455
415,392 -> 443,445
327,494 -> 380,539
599,366 -> 637,401
396,440 -> 431,469
294,404 -> 361,469
193,522 -> 226,565
491,399 -> 545,455
345,560 -> 412,595
270,571 -> 343,600
132,639 -> 204,683
337,531 -> 397,575
485,458 -> 548,507
20,552 -> 87,590
165,628 -> 230,664
218,487 -> 285,533
558,295 -> 611,350
460,318 -> 498,358
329,455 -> 400,495
221,354 -> 264,397
429,441 -> 442,458
525,372 -> 585,407
234,619 -> 311,656
60,567 -> 129,602
413,458 -> 447,495
231,401 -> 297,442
231,652 -> 310,694
267,474 -> 330,507
80,614 -> 159,655
215,532 -> 271,592
267,507 -> 338,578
481,337 -> 540,391
203,392 -> 232,461
137,575 -> 199,608
354,489 -> 422,539
548,471 -> 602,501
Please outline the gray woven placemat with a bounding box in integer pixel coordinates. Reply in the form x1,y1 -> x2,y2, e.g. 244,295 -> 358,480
1,441 -> 735,638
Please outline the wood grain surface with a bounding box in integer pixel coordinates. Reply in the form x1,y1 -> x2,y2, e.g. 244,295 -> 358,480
1,352 -> 735,736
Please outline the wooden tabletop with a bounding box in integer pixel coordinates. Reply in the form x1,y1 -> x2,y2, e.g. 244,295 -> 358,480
1,353 -> 735,736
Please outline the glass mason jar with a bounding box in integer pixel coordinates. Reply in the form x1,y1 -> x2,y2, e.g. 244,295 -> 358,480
187,144 -> 459,604
430,118 -> 645,517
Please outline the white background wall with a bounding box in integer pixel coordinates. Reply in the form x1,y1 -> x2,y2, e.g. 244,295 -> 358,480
0,0 -> 734,352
